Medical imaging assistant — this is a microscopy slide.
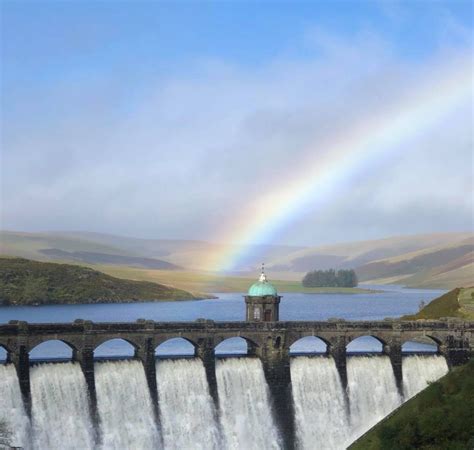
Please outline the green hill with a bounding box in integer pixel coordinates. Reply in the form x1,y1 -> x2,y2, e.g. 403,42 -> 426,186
402,287 -> 474,320
0,258 -> 199,306
349,359 -> 474,450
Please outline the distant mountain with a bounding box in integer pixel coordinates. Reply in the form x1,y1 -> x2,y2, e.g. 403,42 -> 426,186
355,237 -> 474,288
265,232 -> 473,288
1,230 -> 472,288
0,258 -> 198,306
0,230 -> 304,271
267,233 -> 472,271
0,231 -> 181,270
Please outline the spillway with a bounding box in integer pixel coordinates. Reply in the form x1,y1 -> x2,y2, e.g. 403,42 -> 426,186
216,358 -> 281,450
0,352 -> 456,449
156,358 -> 221,449
0,364 -> 31,449
95,360 -> 161,450
291,356 -> 349,450
346,356 -> 402,443
402,355 -> 449,399
30,362 -> 94,450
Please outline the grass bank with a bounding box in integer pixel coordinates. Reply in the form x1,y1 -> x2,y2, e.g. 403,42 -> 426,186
349,359 -> 474,450
402,287 -> 474,320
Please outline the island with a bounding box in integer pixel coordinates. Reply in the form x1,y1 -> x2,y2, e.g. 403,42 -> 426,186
0,257 -> 203,305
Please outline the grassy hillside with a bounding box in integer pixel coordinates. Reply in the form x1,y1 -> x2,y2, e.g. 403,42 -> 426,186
349,359 -> 474,450
0,258 -> 198,306
402,288 -> 474,320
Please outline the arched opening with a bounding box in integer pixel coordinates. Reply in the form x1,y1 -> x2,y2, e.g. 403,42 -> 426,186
290,336 -> 328,356
94,338 -> 136,360
30,340 -> 75,362
155,338 -> 196,358
0,345 -> 8,363
215,337 -> 253,357
346,336 -> 384,354
402,337 -> 439,354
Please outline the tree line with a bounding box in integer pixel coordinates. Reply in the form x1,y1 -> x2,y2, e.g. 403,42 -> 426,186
302,269 -> 358,288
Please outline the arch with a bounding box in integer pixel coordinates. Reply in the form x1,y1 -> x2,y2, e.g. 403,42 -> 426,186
290,336 -> 328,356
155,337 -> 196,358
346,335 -> 385,354
0,345 -> 8,363
215,337 -> 254,357
29,339 -> 76,361
402,336 -> 439,354
94,338 -> 137,359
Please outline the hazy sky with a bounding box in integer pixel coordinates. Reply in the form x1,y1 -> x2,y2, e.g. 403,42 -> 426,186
1,0 -> 473,246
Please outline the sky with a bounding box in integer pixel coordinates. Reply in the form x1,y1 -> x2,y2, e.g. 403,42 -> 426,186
1,0 -> 473,247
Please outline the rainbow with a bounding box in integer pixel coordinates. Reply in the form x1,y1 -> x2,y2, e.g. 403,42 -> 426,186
204,56 -> 472,272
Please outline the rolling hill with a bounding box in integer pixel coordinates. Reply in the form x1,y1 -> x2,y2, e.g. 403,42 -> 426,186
1,230 -> 472,289
0,258 -> 199,305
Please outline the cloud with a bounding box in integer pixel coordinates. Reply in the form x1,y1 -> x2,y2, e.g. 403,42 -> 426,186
1,24 -> 472,245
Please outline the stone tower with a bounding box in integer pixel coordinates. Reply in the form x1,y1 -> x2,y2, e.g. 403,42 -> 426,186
245,265 -> 281,322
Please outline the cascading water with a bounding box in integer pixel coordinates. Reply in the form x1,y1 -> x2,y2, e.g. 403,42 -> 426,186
0,353 -> 453,449
346,356 -> 402,443
0,364 -> 31,449
290,356 -> 350,450
30,362 -> 94,450
156,358 -> 221,449
402,355 -> 449,399
216,358 -> 281,450
95,360 -> 161,450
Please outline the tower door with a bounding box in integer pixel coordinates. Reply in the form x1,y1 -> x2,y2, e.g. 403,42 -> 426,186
264,309 -> 272,321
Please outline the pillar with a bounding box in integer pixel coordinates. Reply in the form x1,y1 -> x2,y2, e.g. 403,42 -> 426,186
385,339 -> 403,395
11,345 -> 31,415
136,339 -> 160,421
76,346 -> 98,423
441,335 -> 471,367
260,346 -> 295,450
197,340 -> 219,406
329,336 -> 348,391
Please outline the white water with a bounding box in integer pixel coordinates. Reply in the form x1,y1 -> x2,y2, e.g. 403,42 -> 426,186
30,362 -> 94,450
402,355 -> 449,399
95,360 -> 161,450
0,364 -> 31,449
156,358 -> 221,449
0,354 -> 453,449
216,358 -> 281,450
291,356 -> 350,450
346,356 -> 402,443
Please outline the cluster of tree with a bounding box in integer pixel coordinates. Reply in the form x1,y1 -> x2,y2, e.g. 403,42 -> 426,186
302,269 -> 358,288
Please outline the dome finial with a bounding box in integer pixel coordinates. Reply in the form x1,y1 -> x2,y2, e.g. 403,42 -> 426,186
259,262 -> 267,282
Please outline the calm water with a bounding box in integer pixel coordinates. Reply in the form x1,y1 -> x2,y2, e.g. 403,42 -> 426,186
0,285 -> 445,359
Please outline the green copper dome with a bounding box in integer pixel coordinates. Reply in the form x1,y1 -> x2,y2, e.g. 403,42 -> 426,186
248,271 -> 278,296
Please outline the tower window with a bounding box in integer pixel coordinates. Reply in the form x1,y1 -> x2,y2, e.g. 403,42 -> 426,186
253,307 -> 261,320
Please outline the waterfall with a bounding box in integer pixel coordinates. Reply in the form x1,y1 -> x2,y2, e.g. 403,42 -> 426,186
216,358 -> 281,450
30,362 -> 94,450
402,355 -> 449,399
346,356 -> 402,443
95,360 -> 161,450
0,364 -> 31,449
290,356 -> 350,450
156,358 -> 221,450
